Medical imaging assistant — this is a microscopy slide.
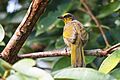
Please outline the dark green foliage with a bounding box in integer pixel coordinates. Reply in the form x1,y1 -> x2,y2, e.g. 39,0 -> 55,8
0,0 -> 120,79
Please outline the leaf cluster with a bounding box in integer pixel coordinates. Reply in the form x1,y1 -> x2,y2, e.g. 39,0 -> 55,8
0,0 -> 120,80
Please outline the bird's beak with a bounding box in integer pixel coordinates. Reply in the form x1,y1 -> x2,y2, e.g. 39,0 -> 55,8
57,16 -> 63,19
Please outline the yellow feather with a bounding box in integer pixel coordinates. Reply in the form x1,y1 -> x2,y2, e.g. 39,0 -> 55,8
59,13 -> 88,67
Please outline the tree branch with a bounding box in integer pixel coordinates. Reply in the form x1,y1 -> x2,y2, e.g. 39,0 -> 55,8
80,0 -> 110,48
0,0 -> 48,63
17,42 -> 120,58
17,49 -> 103,58
0,43 -> 120,59
18,49 -> 70,58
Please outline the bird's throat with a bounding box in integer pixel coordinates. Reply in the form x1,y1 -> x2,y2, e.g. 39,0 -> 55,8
63,18 -> 73,24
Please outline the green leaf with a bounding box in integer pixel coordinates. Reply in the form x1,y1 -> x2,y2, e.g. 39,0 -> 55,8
99,50 -> 120,74
0,59 -> 12,70
8,67 -> 54,80
0,65 -> 5,77
10,10 -> 26,23
19,45 -> 34,54
85,56 -> 96,64
3,10 -> 26,24
111,27 -> 120,42
22,67 -> 54,80
12,59 -> 54,80
7,72 -> 37,80
0,24 -> 5,42
54,68 -> 116,80
86,32 -> 100,49
7,72 -> 28,80
97,1 -> 120,18
52,56 -> 71,71
0,12 -> 7,20
110,68 -> 120,80
36,0 -> 72,36
0,41 -> 5,46
52,56 -> 95,72
12,58 -> 36,72
55,36 -> 65,49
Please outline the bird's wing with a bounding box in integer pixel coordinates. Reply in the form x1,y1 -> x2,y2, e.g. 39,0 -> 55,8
72,20 -> 89,45
63,20 -> 88,46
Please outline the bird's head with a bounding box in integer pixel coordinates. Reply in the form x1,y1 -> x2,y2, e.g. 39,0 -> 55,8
58,13 -> 75,24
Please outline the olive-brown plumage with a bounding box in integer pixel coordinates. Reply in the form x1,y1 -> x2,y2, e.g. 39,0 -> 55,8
58,13 -> 88,67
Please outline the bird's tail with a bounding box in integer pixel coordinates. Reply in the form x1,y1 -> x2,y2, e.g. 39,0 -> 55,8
71,44 -> 86,67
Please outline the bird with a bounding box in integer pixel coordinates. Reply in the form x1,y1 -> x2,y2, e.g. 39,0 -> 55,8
58,13 -> 88,67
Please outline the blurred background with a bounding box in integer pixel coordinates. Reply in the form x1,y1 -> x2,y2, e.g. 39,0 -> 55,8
0,0 -> 120,72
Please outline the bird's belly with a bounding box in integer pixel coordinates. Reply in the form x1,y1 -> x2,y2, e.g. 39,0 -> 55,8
63,26 -> 75,47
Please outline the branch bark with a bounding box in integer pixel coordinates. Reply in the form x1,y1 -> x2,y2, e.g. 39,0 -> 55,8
80,0 -> 110,48
17,42 -> 120,58
1,0 -> 48,63
1,42 -> 120,59
17,49 -> 103,58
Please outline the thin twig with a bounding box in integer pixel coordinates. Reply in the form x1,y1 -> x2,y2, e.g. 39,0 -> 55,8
0,0 -> 48,63
106,43 -> 120,54
80,0 -> 110,48
79,8 -> 89,14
